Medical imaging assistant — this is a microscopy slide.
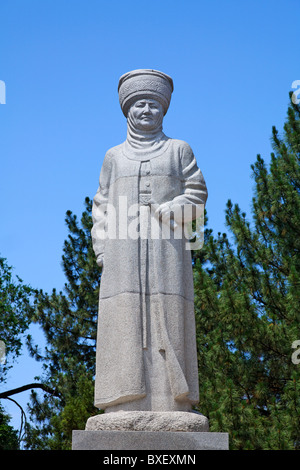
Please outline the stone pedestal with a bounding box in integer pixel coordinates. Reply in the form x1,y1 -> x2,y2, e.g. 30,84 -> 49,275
72,429 -> 229,450
72,411 -> 229,450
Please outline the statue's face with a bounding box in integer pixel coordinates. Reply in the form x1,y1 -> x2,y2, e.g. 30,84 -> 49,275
129,98 -> 163,131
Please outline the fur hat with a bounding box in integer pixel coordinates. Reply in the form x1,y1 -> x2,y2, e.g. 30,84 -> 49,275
118,69 -> 174,117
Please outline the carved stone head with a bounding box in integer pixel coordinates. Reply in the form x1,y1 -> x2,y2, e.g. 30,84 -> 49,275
118,69 -> 174,118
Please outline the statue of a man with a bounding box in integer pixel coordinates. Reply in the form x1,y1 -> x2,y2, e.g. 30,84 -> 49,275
91,69 -> 208,413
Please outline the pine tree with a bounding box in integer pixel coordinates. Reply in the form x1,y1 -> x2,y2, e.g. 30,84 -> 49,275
0,256 -> 34,449
193,93 -> 300,449
24,198 -> 101,450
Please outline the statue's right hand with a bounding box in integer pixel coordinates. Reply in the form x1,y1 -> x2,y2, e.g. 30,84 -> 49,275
97,254 -> 104,268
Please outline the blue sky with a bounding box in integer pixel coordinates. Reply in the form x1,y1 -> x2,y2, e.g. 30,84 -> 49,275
1,0 -> 300,432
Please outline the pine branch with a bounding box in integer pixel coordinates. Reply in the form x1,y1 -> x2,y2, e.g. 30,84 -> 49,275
5,396 -> 27,444
0,383 -> 61,399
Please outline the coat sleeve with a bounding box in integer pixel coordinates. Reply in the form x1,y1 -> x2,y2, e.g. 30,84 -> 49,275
169,142 -> 208,224
91,153 -> 111,263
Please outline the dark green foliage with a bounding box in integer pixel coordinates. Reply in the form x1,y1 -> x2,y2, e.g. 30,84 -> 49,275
0,404 -> 19,450
0,256 -> 33,382
0,257 -> 33,448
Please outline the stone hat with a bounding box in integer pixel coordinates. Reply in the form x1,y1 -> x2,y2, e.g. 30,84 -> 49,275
118,69 -> 174,117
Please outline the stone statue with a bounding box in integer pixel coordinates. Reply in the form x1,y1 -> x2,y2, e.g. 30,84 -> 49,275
90,69 -> 208,416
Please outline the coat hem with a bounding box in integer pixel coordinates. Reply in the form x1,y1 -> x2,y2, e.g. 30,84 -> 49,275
94,390 -> 146,409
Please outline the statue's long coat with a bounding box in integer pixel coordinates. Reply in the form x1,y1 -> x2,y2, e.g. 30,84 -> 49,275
91,138 -> 208,410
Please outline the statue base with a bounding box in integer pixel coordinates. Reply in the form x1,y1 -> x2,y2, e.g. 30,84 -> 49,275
85,410 -> 209,432
72,429 -> 228,450
72,411 -> 229,450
